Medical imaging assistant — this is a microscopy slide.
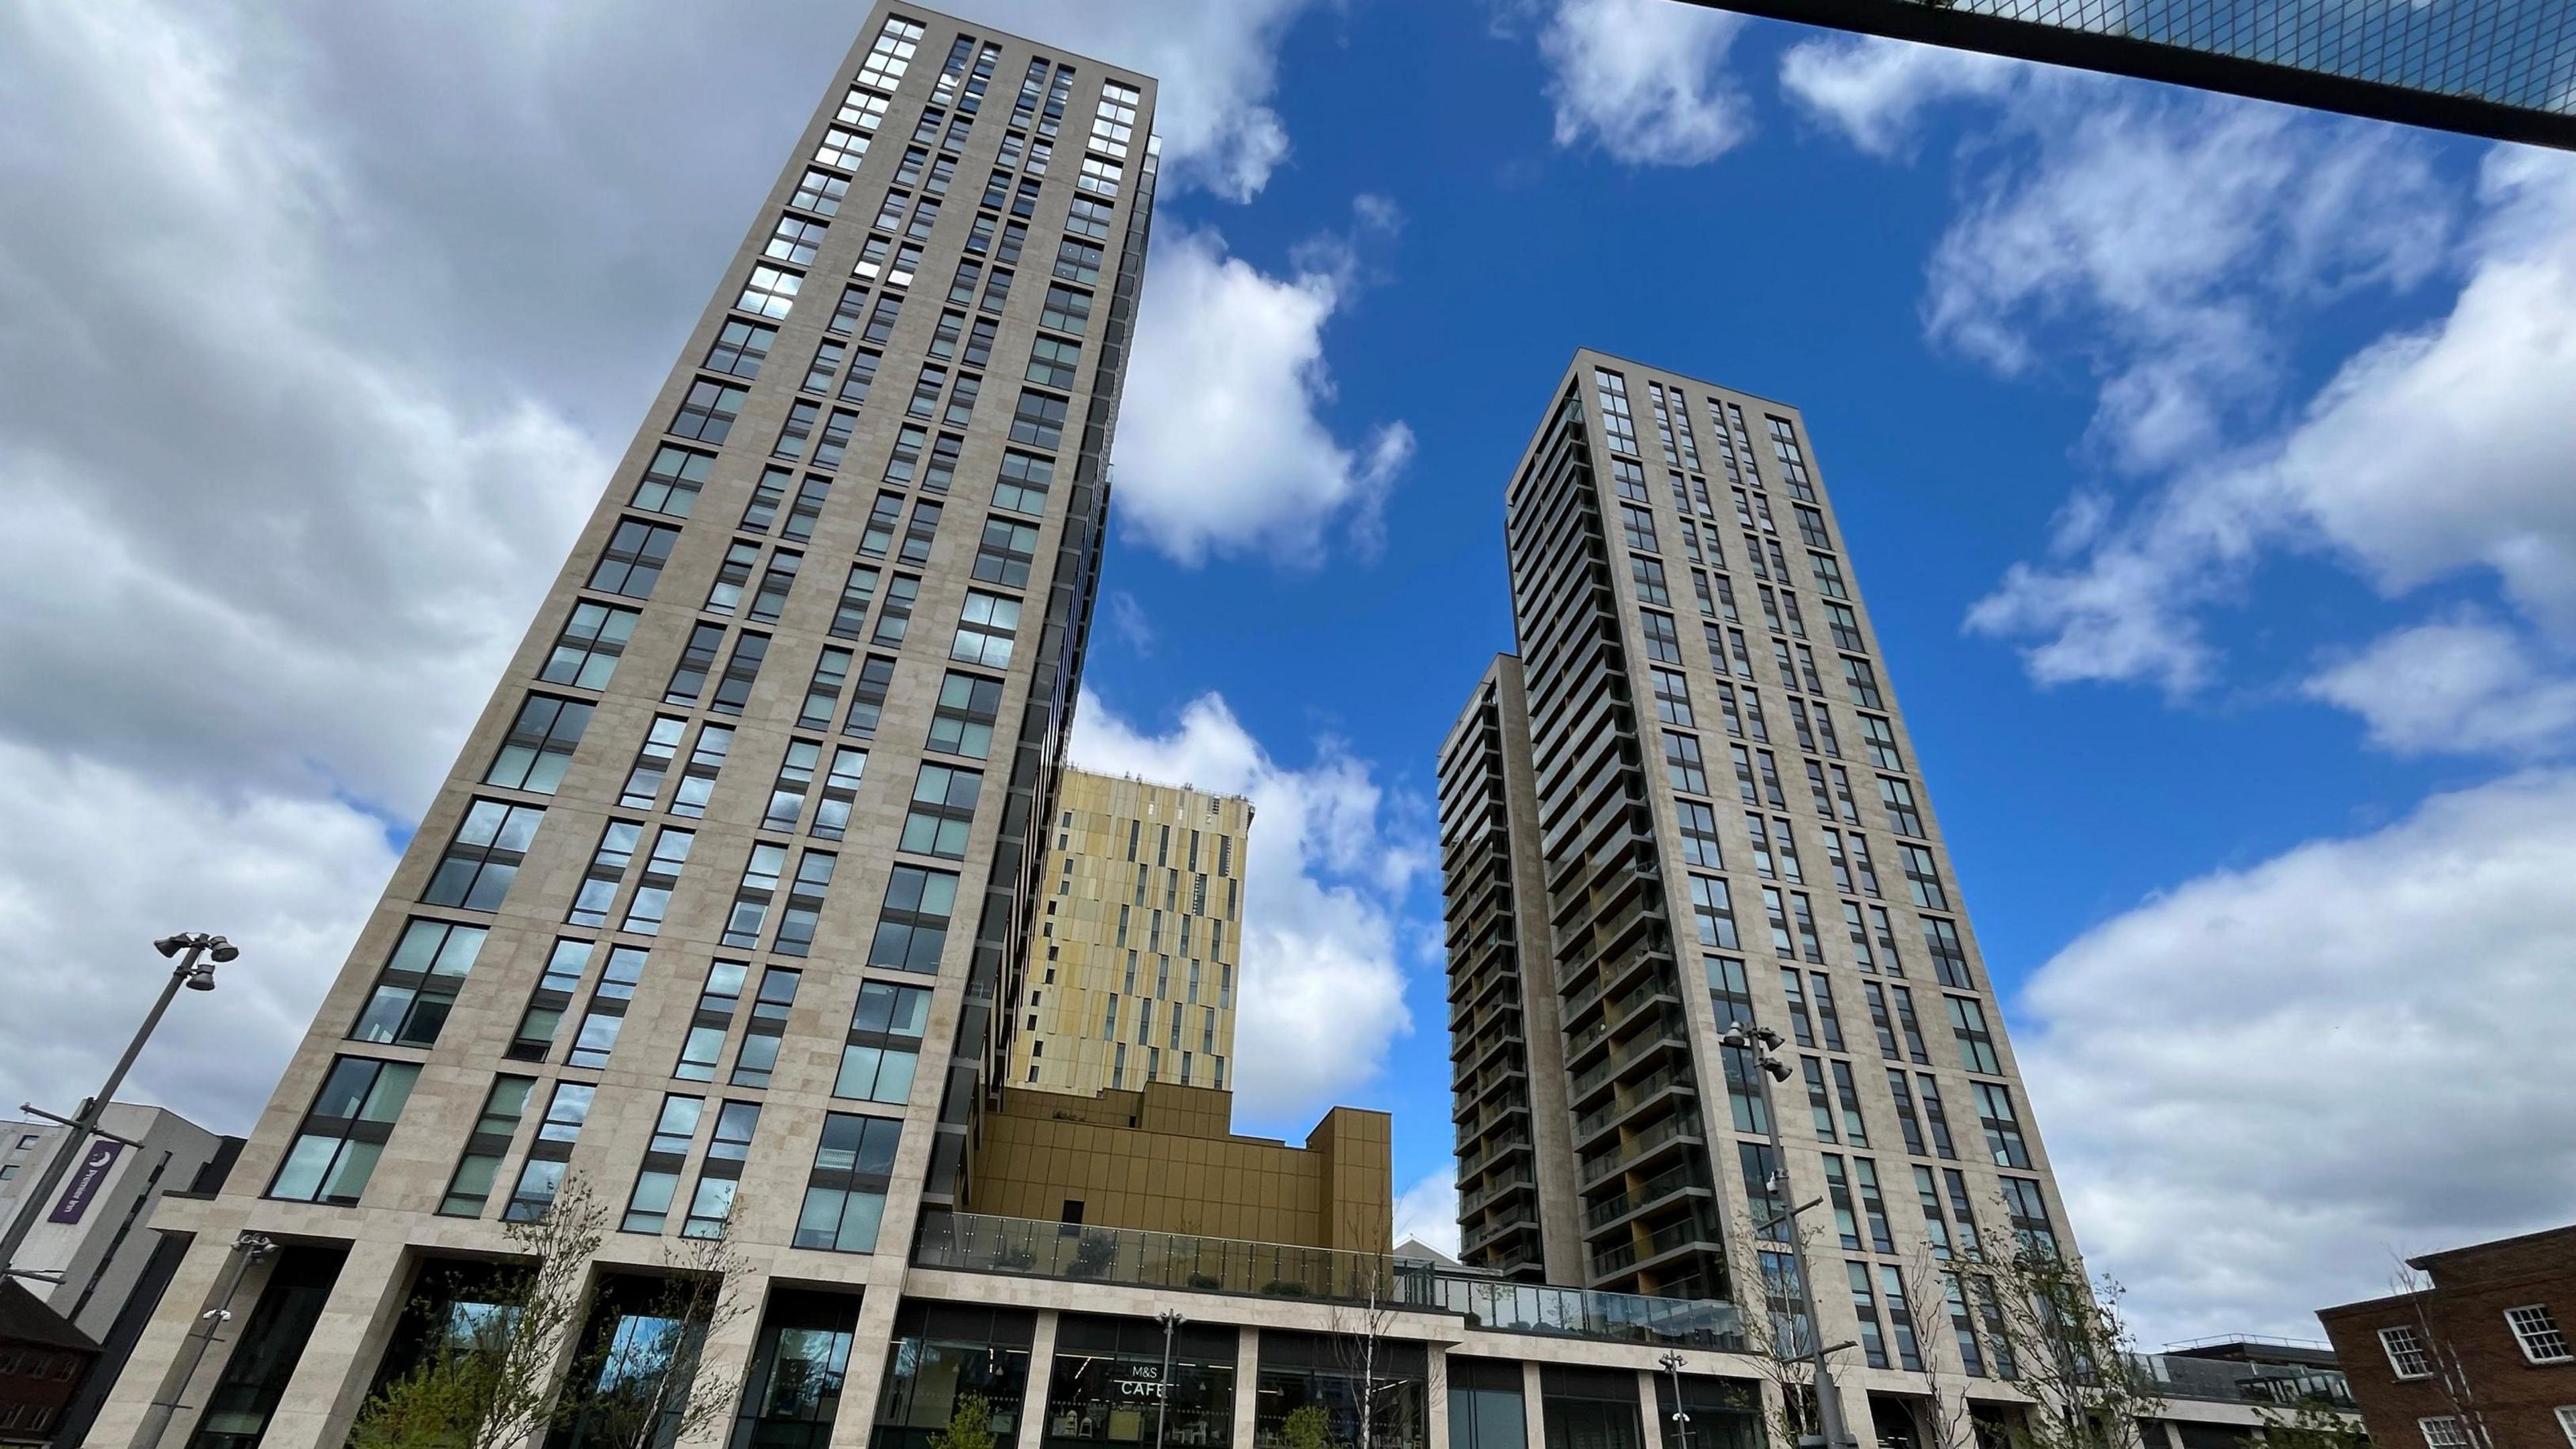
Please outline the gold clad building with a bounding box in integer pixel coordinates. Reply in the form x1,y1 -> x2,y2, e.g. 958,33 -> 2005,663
1010,767 -> 1249,1095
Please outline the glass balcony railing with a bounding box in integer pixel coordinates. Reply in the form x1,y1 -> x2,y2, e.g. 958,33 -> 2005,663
2127,1354 -> 2357,1409
914,1210 -> 1743,1351
1418,1273 -> 1742,1350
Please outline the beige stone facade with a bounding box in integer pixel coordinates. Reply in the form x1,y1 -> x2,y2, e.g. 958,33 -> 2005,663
966,1083 -> 1388,1252
1441,351 -> 2093,1442
1008,768 -> 1250,1097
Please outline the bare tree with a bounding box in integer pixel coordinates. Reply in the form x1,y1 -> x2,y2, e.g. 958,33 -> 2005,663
1719,1199 -> 1831,1448
350,1179 -> 755,1449
2251,1395 -> 2367,1448
2383,1257 -> 2496,1448
1324,1216 -> 1414,1449
1895,1242 -> 1990,1449
1968,1226 -> 2149,1449
553,1212 -> 757,1449
351,1178 -> 610,1449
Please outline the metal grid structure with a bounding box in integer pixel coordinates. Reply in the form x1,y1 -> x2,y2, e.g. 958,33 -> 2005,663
1695,0 -> 2576,147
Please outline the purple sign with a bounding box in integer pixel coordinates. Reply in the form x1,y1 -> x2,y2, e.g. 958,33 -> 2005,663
49,1139 -> 122,1224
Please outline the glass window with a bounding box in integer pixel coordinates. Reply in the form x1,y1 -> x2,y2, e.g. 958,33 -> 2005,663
671,380 -> 747,443
792,1113 -> 902,1252
350,919 -> 485,1049
731,1291 -> 860,1449
423,800 -> 545,911
503,1082 -> 595,1221
733,969 -> 802,1087
588,519 -> 680,599
1537,1366 -> 1636,1449
543,602 -> 638,689
439,1075 -> 533,1217
633,445 -> 712,518
1043,1316 -> 1238,1449
836,982 -> 931,1104
951,591 -> 1020,668
871,1305 -> 1035,1449
928,671 -> 1004,759
870,865 -> 960,972
674,961 -> 747,1084
706,317 -> 777,377
902,764 -> 983,859
267,1057 -> 418,1205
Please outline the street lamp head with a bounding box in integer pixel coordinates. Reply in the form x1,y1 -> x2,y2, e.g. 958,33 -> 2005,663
184,966 -> 217,992
1762,1057 -> 1794,1083
154,935 -> 191,959
208,938 -> 241,963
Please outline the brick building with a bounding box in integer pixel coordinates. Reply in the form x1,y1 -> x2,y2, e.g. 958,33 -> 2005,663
2316,1223 -> 2576,1447
0,1282 -> 97,1446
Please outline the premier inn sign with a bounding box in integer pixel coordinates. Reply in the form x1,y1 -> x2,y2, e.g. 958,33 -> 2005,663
48,1138 -> 123,1224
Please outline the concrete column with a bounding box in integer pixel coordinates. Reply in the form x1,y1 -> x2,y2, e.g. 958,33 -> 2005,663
828,1270 -> 912,1449
1749,1379 -> 1786,1449
1230,1326 -> 1258,1449
1819,1375 -> 1870,1449
1519,1362 -> 1546,1449
1016,1310 -> 1060,1449
674,1275 -> 773,1449
1424,1347 -> 1449,1449
252,1238 -> 409,1449
1633,1371 -> 1662,1449
91,1230 -> 266,1449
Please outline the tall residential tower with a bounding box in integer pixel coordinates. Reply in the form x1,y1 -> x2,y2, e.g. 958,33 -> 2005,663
88,9 -> 1162,1448
1443,351 -> 2080,1442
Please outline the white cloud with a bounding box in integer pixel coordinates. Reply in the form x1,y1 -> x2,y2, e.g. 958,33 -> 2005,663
2015,771 -> 2576,1344
1539,0 -> 1752,166
0,743 -> 394,1126
1104,590 -> 1158,657
1970,146 -> 2576,693
1391,1171 -> 1461,1257
2302,614 -> 2576,758
961,0 -> 1316,201
1068,690 -> 1430,1128
0,2 -> 604,1129
0,0 -> 1334,1128
1115,219 -> 1415,568
1923,97 -> 2450,473
1776,34 -> 2024,157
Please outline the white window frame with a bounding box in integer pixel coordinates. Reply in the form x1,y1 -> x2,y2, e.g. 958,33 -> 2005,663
2508,1304 -> 2573,1363
2381,1324 -> 2434,1379
2417,1417 -> 2467,1448
2555,1405 -> 2576,1446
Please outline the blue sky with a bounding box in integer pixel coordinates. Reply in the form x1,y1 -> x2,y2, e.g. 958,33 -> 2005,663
1054,1 -> 2576,1342
3,0 -> 2572,1350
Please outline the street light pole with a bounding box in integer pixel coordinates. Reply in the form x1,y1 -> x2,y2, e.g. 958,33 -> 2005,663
0,933 -> 233,1281
1723,1022 -> 1857,1449
1658,1350 -> 1692,1449
1155,1309 -> 1185,1449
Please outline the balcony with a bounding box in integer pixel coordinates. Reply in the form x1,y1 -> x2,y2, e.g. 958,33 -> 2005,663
2127,1354 -> 2357,1410
915,1209 -> 1742,1351
1578,1110 -> 1705,1187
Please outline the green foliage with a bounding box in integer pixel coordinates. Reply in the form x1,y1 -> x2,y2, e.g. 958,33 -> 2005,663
344,1178 -> 749,1449
2255,1396 -> 2369,1448
1277,1404 -> 1341,1449
930,1394 -> 998,1449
